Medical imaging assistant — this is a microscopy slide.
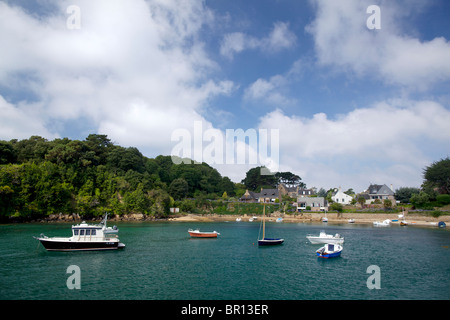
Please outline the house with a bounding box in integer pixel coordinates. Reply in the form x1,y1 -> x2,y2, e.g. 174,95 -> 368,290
297,188 -> 316,197
239,188 -> 281,203
277,183 -> 299,198
361,184 -> 396,205
331,187 -> 353,205
259,188 -> 280,203
297,196 -> 327,212
239,190 -> 259,203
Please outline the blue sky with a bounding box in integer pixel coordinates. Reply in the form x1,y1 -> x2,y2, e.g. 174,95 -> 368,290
1,0 -> 450,192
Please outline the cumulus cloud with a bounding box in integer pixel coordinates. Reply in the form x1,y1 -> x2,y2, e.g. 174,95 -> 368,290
220,22 -> 297,59
306,0 -> 450,89
0,0 -> 234,157
243,59 -> 302,107
258,99 -> 450,190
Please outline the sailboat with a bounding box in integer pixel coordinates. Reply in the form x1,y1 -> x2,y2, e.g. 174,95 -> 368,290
258,203 -> 284,246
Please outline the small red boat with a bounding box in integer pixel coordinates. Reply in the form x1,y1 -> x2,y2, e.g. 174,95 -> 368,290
188,229 -> 220,238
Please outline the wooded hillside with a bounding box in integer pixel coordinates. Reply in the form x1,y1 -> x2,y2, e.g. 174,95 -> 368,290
0,135 -> 236,220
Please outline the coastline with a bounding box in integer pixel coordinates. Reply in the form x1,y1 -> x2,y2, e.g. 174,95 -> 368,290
169,212 -> 449,228
4,211 -> 449,228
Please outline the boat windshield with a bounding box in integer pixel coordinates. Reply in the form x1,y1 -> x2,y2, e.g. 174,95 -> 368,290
328,244 -> 334,251
73,228 -> 97,236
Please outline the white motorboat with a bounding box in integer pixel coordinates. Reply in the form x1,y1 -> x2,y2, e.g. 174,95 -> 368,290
306,231 -> 344,244
34,213 -> 125,251
373,219 -> 391,227
348,219 -> 355,223
235,218 -> 242,222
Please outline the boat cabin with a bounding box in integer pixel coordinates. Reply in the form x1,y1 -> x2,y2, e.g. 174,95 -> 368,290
72,223 -> 103,238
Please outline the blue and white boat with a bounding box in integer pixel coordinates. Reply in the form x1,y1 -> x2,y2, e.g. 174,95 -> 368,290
316,243 -> 342,258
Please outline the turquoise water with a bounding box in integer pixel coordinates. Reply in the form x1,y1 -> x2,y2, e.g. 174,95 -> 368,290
0,221 -> 449,300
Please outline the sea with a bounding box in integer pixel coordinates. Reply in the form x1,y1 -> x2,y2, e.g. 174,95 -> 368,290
0,220 -> 449,301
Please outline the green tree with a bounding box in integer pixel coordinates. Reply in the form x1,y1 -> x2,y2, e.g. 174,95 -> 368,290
410,191 -> 430,208
395,187 -> 420,203
0,141 -> 16,164
383,199 -> 392,210
357,196 -> 366,208
169,178 -> 189,200
423,157 -> 450,194
241,166 -> 277,191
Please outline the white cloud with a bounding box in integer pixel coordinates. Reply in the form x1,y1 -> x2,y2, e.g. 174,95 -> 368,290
306,0 -> 450,89
220,22 -> 296,59
0,96 -> 57,140
243,59 -> 302,107
257,99 -> 450,191
0,0 -> 233,157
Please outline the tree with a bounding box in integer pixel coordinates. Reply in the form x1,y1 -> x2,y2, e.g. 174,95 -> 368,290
383,199 -> 392,210
317,188 -> 327,198
410,191 -> 430,208
0,141 -> 16,164
275,171 -> 305,188
169,178 -> 189,200
241,166 -> 278,191
423,157 -> 450,194
357,196 -> 366,208
395,187 -> 420,203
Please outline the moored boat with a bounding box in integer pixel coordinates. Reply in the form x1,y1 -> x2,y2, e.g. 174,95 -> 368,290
34,214 -> 125,251
373,219 -> 391,227
258,203 -> 284,246
400,220 -> 409,226
316,243 -> 342,258
306,231 -> 344,244
188,229 -> 220,238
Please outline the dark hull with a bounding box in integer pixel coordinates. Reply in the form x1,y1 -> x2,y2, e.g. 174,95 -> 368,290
258,238 -> 284,246
38,239 -> 123,251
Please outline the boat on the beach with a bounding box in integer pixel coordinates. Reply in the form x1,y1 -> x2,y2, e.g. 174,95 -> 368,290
188,229 -> 220,238
236,218 -> 242,222
258,204 -> 284,246
400,220 -> 409,226
306,231 -> 344,244
316,243 -> 342,258
373,219 -> 391,227
276,217 -> 283,223
438,221 -> 446,228
348,219 -> 355,223
34,214 -> 125,251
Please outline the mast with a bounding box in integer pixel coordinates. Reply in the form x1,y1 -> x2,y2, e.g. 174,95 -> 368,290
262,203 -> 265,240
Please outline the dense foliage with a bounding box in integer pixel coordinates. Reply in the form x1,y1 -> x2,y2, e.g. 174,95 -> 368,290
0,135 -> 236,220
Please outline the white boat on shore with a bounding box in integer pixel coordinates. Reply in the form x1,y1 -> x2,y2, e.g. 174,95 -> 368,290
373,219 -> 391,227
306,231 -> 344,244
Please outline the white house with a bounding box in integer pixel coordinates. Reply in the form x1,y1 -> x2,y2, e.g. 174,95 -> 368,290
331,187 -> 353,205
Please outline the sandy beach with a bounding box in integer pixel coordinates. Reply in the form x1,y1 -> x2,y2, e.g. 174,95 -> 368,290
169,212 -> 450,228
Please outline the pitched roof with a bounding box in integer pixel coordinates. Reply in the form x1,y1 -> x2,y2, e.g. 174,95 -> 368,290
260,188 -> 279,197
367,184 -> 394,196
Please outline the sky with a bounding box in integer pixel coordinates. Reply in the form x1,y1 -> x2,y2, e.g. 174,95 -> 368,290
1,0 -> 450,193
